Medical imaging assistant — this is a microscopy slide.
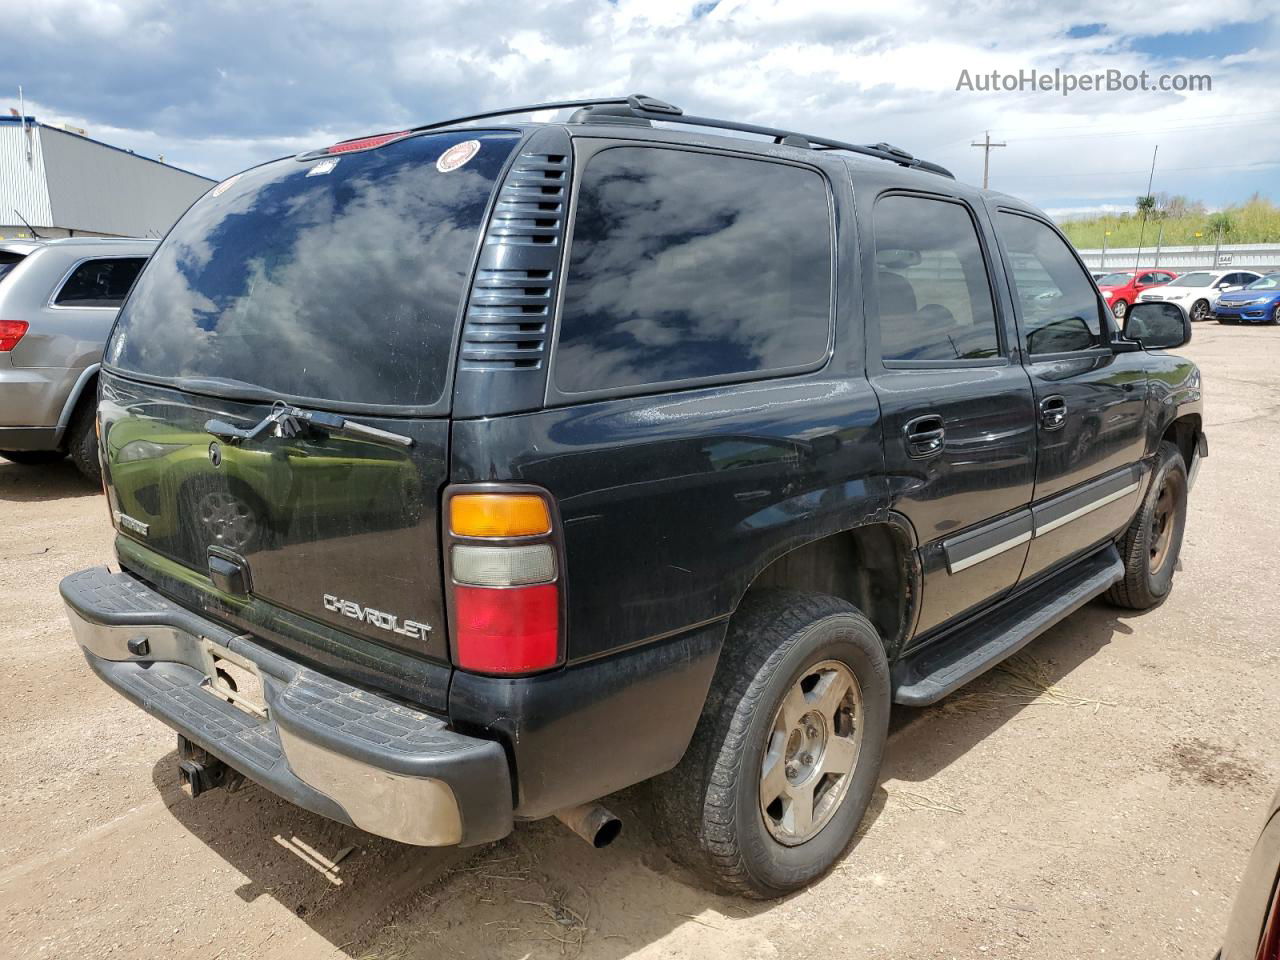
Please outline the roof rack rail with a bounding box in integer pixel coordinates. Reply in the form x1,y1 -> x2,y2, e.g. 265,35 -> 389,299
408,94 -> 955,179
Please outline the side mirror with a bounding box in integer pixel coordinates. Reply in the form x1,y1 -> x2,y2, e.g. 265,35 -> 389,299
1123,301 -> 1191,350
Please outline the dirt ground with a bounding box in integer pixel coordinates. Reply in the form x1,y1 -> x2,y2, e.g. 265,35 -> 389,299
2,323 -> 1277,960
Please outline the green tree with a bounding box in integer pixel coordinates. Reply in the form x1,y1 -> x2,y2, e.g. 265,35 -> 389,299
1135,194 -> 1156,217
1206,211 -> 1234,237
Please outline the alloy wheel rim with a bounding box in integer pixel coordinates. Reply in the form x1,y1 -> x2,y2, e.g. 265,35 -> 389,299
759,659 -> 863,846
1148,475 -> 1180,575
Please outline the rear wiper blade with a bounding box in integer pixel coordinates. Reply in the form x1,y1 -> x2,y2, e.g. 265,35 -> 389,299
205,400 -> 414,449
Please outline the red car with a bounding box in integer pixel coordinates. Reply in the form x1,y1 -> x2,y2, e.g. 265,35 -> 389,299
1094,267 -> 1178,319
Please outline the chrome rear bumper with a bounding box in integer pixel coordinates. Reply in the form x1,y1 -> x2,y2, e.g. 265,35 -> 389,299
61,566 -> 513,847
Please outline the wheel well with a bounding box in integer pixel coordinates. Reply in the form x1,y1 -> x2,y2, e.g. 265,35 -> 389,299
62,372 -> 99,437
1162,414 -> 1201,470
745,523 -> 915,655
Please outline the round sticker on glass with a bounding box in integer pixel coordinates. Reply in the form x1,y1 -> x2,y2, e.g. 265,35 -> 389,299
436,139 -> 481,173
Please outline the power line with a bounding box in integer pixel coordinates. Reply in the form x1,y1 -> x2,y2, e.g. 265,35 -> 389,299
970,130 -> 1006,189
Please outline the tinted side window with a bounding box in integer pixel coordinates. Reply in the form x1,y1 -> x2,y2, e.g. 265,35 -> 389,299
871,195 -> 1000,362
54,257 -> 146,307
997,213 -> 1105,355
554,147 -> 832,394
0,251 -> 24,283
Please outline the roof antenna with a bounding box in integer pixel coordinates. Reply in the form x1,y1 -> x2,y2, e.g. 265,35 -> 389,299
13,209 -> 44,240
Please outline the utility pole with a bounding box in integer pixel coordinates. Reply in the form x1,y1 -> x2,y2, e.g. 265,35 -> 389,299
970,131 -> 1006,189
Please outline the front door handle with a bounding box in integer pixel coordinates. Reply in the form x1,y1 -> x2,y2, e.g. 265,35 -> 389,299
1040,395 -> 1068,431
904,414 -> 946,458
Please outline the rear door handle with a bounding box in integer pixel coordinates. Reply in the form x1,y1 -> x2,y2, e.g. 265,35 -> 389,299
904,414 -> 946,458
1040,395 -> 1067,431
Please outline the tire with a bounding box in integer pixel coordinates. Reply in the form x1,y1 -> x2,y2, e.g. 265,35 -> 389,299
1106,441 -> 1188,610
0,449 -> 66,465
1191,299 -> 1210,322
1111,299 -> 1128,320
66,398 -> 101,485
650,589 -> 890,898
1272,304 -> 1280,326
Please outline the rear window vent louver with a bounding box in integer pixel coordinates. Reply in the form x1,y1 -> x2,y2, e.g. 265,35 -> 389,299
460,152 -> 569,371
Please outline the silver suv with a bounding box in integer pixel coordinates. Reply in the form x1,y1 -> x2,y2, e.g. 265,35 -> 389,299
0,237 -> 156,482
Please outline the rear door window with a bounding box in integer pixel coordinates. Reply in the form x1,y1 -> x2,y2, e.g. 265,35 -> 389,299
553,146 -> 832,395
106,131 -> 521,408
871,194 -> 1001,363
54,257 -> 146,307
996,212 -> 1107,355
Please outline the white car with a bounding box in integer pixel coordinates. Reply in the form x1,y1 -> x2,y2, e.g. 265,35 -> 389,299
1137,269 -> 1263,322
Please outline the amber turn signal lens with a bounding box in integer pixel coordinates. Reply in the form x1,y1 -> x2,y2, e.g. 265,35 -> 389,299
450,494 -> 551,538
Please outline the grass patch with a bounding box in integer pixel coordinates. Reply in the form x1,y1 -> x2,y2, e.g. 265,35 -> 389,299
1062,195 -> 1280,249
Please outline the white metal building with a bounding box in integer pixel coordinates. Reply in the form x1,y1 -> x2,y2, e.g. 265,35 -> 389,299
0,115 -> 214,239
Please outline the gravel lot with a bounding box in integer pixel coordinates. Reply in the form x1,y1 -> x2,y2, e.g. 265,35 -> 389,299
2,323 -> 1277,959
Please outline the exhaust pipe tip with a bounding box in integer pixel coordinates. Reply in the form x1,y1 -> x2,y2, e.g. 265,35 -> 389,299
554,802 -> 622,848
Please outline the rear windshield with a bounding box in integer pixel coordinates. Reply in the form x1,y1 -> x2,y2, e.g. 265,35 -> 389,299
106,130 -> 520,408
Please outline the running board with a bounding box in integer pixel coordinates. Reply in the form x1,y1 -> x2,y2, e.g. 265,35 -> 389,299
892,546 -> 1124,707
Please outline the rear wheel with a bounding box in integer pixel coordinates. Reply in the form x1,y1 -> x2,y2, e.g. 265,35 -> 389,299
1191,299 -> 1210,322
0,449 -> 65,465
1107,441 -> 1188,610
1111,299 -> 1128,319
651,589 -> 890,898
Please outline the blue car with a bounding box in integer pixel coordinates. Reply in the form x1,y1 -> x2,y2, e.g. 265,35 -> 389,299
1214,273 -> 1280,324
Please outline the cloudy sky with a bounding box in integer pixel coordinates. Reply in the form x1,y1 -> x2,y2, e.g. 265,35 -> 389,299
2,0 -> 1276,220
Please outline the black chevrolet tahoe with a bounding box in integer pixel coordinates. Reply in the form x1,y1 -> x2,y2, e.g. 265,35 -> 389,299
61,95 -> 1206,898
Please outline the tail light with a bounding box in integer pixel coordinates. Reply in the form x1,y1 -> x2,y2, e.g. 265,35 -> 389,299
446,489 -> 562,675
0,320 -> 28,351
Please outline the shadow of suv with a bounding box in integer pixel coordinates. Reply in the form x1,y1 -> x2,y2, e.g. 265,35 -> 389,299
60,95 -> 1205,899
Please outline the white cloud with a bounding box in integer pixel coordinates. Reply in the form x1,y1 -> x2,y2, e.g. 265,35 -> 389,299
2,0 -> 1276,214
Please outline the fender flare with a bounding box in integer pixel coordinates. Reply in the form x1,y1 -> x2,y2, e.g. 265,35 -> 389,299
52,363 -> 101,446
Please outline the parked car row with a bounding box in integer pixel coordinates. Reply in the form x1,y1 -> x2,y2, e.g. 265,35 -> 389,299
1089,266 -> 1280,325
1137,269 -> 1266,322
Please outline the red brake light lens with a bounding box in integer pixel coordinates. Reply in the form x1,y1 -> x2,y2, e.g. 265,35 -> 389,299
327,131 -> 410,154
454,585 -> 559,674
0,320 -> 28,351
